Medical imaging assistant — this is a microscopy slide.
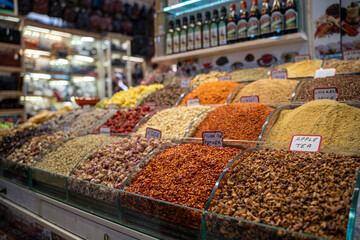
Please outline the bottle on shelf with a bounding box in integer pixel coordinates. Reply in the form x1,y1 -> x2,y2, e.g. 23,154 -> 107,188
284,0 -> 298,34
180,17 -> 188,52
194,13 -> 203,50
227,4 -> 237,44
166,20 -> 174,55
271,0 -> 284,36
210,9 -> 219,47
237,1 -> 249,42
187,15 -> 195,51
248,0 -> 260,40
219,7 -> 227,45
203,11 -> 211,49
260,0 -> 271,38
173,19 -> 181,53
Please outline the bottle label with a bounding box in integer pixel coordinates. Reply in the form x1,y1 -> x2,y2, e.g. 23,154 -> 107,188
227,22 -> 237,41
237,19 -> 248,39
248,17 -> 260,37
180,30 -> 187,52
219,21 -> 227,45
285,9 -> 298,30
271,12 -> 283,33
203,25 -> 210,48
195,26 -> 202,49
260,14 -> 271,34
188,28 -> 194,51
166,33 -> 172,55
210,23 -> 218,47
173,32 -> 179,53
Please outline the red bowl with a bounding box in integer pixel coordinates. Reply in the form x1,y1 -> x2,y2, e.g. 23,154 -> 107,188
75,97 -> 100,106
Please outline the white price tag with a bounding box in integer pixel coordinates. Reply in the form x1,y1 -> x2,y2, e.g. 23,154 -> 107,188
155,73 -> 163,83
83,104 -> 91,110
145,102 -> 156,108
202,131 -> 223,147
289,135 -> 323,152
187,98 -> 200,106
219,75 -> 232,81
294,54 -> 311,63
240,95 -> 259,103
63,122 -> 71,134
180,78 -> 191,88
100,127 -> 111,136
108,104 -> 117,109
315,68 -> 336,78
313,87 -> 338,101
146,127 -> 161,139
41,124 -> 48,130
271,69 -> 288,79
343,50 -> 360,61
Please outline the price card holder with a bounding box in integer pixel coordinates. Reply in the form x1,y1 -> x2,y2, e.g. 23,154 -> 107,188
240,95 -> 259,103
187,98 -> 200,106
180,78 -> 191,88
145,102 -> 156,108
219,75 -> 232,81
343,50 -> 360,61
63,122 -> 71,134
41,124 -> 48,130
100,126 -> 111,136
289,135 -> 322,152
271,69 -> 288,79
202,131 -> 223,147
83,104 -> 91,110
294,54 -> 311,63
146,127 -> 161,139
314,68 -> 336,78
108,104 -> 117,109
313,87 -> 338,101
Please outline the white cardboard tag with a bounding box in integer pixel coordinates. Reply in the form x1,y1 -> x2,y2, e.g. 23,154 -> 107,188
187,98 -> 200,106
240,95 -> 259,103
146,127 -> 162,139
315,68 -> 336,78
271,69 -> 288,79
202,131 -> 223,147
343,50 -> 360,61
294,54 -> 311,62
180,78 -> 191,88
63,122 -> 71,133
100,127 -> 111,136
289,135 -> 323,152
219,75 -> 232,81
313,87 -> 338,101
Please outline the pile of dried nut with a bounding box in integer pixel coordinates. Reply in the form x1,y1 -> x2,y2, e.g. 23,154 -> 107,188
139,87 -> 188,107
191,72 -> 227,88
44,109 -> 84,130
208,148 -> 360,239
70,109 -> 116,133
230,67 -> 269,82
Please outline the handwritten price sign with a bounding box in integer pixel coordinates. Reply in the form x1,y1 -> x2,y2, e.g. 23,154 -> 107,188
202,131 -> 223,147
146,128 -> 162,139
313,87 -> 338,101
289,135 -> 323,152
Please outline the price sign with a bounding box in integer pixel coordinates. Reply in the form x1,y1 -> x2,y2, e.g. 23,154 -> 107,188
100,126 -> 111,136
219,75 -> 232,81
41,124 -> 48,130
202,131 -> 223,147
146,127 -> 161,139
187,98 -> 200,106
343,50 -> 360,61
294,54 -> 311,63
271,69 -> 288,79
240,95 -> 259,103
313,87 -> 338,101
145,102 -> 156,108
83,104 -> 91,110
63,122 -> 71,134
180,77 -> 191,88
155,73 -> 163,83
108,104 -> 117,109
315,68 -> 336,78
289,135 -> 323,152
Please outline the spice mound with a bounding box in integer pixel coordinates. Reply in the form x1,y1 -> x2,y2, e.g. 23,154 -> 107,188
266,100 -> 360,149
44,109 -> 84,130
180,81 -> 240,106
209,148 -> 360,240
193,103 -> 274,141
294,75 -> 360,102
232,79 -> 299,104
324,59 -> 360,74
275,60 -> 322,78
70,109 -> 115,133
191,72 -> 227,88
230,67 -> 269,82
139,87 -> 187,107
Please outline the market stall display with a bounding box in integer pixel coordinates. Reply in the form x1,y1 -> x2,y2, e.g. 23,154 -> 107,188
0,122 -> 13,129
274,60 -> 322,78
70,109 -> 116,134
230,67 -> 269,82
324,59 -> 360,74
191,72 -> 227,88
26,106 -> 72,125
43,109 -> 85,131
180,81 -> 240,106
139,87 -> 188,107
192,103 -> 273,141
208,148 -> 360,240
293,75 -> 360,103
163,76 -> 182,88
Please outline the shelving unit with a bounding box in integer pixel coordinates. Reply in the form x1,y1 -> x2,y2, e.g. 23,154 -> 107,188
0,91 -> 23,97
0,42 -> 21,49
0,66 -> 22,73
0,109 -> 24,116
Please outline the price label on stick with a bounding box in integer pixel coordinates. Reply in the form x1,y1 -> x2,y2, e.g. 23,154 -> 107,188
145,102 -> 156,108
108,104 -> 117,109
271,69 -> 288,79
315,68 -> 336,78
313,87 -> 338,101
180,78 -> 191,88
294,54 -> 311,63
219,75 -> 232,81
83,104 -> 90,110
289,135 -> 323,152
187,98 -> 200,106
100,126 -> 111,136
63,122 -> 71,134
202,131 -> 223,147
240,95 -> 259,103
343,49 -> 360,61
146,127 -> 161,139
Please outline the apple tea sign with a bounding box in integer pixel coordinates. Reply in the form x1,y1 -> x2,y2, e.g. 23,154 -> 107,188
257,54 -> 277,67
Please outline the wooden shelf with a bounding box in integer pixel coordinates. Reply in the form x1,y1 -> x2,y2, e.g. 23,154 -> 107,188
0,42 -> 21,49
0,109 -> 24,116
152,32 -> 308,64
0,66 -> 22,73
0,91 -> 23,97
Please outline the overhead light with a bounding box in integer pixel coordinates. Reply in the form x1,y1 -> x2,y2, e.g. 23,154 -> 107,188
49,80 -> 69,86
122,56 -> 144,63
72,76 -> 96,83
50,59 -> 69,65
25,49 -> 51,56
0,15 -> 20,22
81,37 -> 95,42
46,34 -> 62,41
73,55 -> 94,63
53,74 -> 70,80
163,0 -> 201,11
25,26 -> 50,34
50,30 -> 71,38
28,73 -> 51,80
